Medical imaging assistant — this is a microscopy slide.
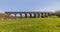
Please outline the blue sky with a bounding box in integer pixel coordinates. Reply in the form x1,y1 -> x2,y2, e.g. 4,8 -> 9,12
0,0 -> 60,13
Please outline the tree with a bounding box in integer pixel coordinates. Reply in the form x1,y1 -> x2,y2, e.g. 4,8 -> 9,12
55,10 -> 60,17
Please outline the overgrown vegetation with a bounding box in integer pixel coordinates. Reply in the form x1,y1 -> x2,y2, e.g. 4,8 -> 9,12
0,18 -> 59,32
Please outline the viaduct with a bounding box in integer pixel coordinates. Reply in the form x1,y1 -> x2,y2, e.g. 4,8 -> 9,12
5,12 -> 53,18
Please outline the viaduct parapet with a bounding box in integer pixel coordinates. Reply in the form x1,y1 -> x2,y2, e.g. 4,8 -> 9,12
5,12 -> 53,18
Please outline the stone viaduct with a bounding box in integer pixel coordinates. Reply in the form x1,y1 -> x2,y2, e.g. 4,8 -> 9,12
5,12 -> 53,18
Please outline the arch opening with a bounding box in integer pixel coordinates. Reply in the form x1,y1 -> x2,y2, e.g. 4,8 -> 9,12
10,14 -> 15,17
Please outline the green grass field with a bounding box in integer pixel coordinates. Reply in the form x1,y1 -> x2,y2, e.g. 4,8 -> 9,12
0,18 -> 60,32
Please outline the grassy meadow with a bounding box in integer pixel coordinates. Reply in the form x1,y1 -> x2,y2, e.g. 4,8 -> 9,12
0,18 -> 60,32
